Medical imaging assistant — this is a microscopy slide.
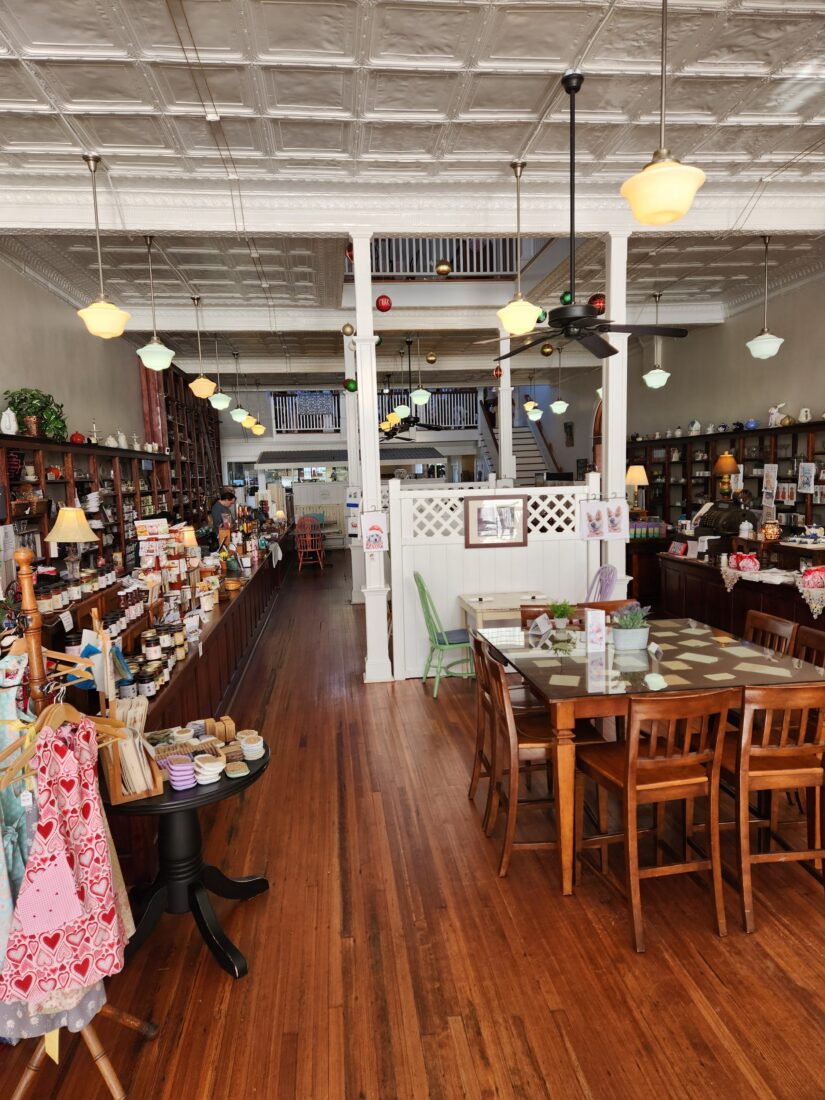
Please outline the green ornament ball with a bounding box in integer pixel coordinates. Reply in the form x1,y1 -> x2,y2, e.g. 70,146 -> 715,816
344,378 -> 358,393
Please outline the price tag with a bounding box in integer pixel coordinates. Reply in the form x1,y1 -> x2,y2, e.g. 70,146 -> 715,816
198,642 -> 203,658
20,789 -> 33,809
59,610 -> 74,632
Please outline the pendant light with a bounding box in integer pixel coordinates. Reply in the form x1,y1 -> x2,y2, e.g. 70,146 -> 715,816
250,385 -> 266,435
497,161 -> 540,336
230,352 -> 249,422
77,154 -> 130,339
136,236 -> 174,370
642,292 -> 672,388
393,345 -> 411,419
208,336 -> 232,409
596,386 -> 603,399
620,0 -> 705,225
523,371 -> 538,413
409,336 -> 431,406
187,296 -> 217,399
550,347 -> 569,415
746,236 -> 784,359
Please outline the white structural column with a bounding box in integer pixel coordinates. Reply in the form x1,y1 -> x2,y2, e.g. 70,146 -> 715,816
344,335 -> 365,605
351,234 -> 393,682
497,330 -> 517,480
603,232 -> 630,574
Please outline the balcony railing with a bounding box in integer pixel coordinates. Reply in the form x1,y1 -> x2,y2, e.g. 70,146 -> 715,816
378,389 -> 477,429
272,391 -> 341,434
347,237 -> 517,279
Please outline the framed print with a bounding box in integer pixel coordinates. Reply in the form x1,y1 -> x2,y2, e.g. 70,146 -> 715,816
604,500 -> 629,540
463,495 -> 528,548
580,500 -> 605,540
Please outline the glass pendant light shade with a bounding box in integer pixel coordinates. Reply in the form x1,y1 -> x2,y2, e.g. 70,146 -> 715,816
746,330 -> 784,360
643,366 -> 671,388
497,294 -> 539,337
410,387 -> 431,406
596,387 -> 603,399
241,413 -> 257,429
550,398 -> 569,415
137,336 -> 174,371
621,159 -> 704,226
393,403 -> 411,419
189,374 -> 217,399
78,299 -> 130,339
230,406 -> 249,422
251,422 -> 265,436
527,407 -> 543,421
386,412 -> 401,426
380,419 -> 391,431
523,396 -> 537,411
209,390 -> 232,410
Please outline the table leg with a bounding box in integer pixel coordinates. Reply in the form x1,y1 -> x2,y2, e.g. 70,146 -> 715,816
202,864 -> 269,901
552,723 -> 577,896
189,882 -> 248,979
125,880 -> 168,959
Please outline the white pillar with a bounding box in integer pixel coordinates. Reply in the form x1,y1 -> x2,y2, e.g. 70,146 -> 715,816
344,336 -> 365,605
603,232 -> 629,575
497,331 -> 517,481
352,234 -> 393,682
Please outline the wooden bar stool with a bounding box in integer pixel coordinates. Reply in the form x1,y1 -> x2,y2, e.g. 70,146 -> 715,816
575,689 -> 738,952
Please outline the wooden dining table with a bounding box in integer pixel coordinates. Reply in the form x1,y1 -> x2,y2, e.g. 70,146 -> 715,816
479,617 -> 825,895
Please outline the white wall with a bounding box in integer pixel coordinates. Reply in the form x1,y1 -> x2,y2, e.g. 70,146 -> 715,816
629,274 -> 825,435
0,258 -> 144,439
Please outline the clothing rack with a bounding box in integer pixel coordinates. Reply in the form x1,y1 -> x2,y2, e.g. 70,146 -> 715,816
7,547 -> 158,1100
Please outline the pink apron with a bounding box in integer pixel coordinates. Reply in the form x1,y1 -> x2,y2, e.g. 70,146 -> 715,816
0,718 -> 126,1002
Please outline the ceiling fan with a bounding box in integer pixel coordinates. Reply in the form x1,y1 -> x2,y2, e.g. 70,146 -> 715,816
495,71 -> 689,363
380,336 -> 449,440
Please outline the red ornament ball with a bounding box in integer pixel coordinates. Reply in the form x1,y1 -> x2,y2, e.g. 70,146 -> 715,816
345,244 -> 354,263
493,366 -> 503,379
375,294 -> 392,313
588,292 -> 606,316
343,378 -> 358,393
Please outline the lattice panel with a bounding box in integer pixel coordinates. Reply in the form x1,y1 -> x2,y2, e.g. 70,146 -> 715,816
408,489 -> 582,541
527,493 -> 580,538
410,496 -> 467,541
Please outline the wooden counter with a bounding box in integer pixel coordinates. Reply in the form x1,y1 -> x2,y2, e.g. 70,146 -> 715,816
658,553 -> 819,634
627,538 -> 671,607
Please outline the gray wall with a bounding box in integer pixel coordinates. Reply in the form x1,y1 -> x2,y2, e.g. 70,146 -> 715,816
0,258 -> 143,439
629,275 -> 825,435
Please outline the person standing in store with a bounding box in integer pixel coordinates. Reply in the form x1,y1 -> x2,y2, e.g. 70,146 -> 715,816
211,487 -> 236,548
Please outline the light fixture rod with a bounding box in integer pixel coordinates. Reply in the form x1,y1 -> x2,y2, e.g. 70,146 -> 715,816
214,335 -> 222,390
762,235 -> 770,330
145,235 -> 158,336
569,90 -> 576,301
659,0 -> 668,153
233,350 -> 241,397
83,153 -> 105,300
191,295 -> 203,366
511,160 -> 525,298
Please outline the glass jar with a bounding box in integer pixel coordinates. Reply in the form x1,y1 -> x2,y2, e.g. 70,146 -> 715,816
36,588 -> 53,614
65,632 -> 83,657
136,671 -> 156,698
118,679 -> 137,700
141,630 -> 162,661
175,641 -> 187,663
67,579 -> 82,602
80,571 -> 95,595
158,626 -> 174,651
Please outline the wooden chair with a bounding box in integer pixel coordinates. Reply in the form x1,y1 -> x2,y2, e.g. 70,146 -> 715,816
484,640 -> 606,878
720,683 -> 825,933
414,572 -> 473,698
468,631 -> 545,828
743,610 -> 797,655
295,517 -> 325,572
793,624 -> 825,667
575,688 -> 738,952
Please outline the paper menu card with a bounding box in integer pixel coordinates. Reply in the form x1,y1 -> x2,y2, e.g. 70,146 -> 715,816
585,608 -> 606,652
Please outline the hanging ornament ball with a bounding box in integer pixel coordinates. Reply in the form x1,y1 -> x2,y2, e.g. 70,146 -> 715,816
434,258 -> 452,277
375,294 -> 392,313
560,289 -> 573,306
341,322 -> 354,336
536,309 -> 548,324
345,244 -> 354,263
375,334 -> 382,347
493,365 -> 503,379
588,292 -> 606,315
343,378 -> 358,393
540,342 -> 555,357
426,351 -> 437,365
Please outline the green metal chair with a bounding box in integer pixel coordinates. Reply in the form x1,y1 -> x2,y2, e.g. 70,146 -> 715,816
414,571 -> 474,698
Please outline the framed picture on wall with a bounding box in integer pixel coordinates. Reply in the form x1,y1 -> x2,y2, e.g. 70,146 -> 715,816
464,495 -> 529,549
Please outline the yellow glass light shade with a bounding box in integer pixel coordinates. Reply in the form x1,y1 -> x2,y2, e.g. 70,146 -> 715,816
625,465 -> 649,488
523,397 -> 537,411
188,374 -> 217,399
77,299 -> 130,339
497,294 -> 539,337
208,390 -> 232,410
380,420 -> 391,431
241,413 -> 257,428
137,336 -> 174,372
46,506 -> 99,544
620,159 -> 705,226
275,509 -> 286,521
251,422 -> 266,436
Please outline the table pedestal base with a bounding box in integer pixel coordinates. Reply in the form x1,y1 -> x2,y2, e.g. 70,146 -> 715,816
125,808 -> 268,978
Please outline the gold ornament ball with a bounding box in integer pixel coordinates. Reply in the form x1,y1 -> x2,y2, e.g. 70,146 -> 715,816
341,322 -> 354,336
540,342 -> 555,357
434,258 -> 452,276
425,351 -> 437,365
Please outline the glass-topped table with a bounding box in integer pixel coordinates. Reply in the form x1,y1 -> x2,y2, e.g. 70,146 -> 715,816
479,618 -> 825,895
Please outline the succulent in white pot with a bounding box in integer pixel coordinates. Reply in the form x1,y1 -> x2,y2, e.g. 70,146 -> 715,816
611,605 -> 651,651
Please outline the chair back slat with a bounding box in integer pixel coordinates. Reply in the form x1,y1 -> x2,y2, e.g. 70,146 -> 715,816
482,640 -> 520,754
743,610 -> 798,656
470,631 -> 491,698
585,563 -> 618,602
627,690 -> 738,780
742,683 -> 825,757
793,624 -> 825,668
414,572 -> 447,647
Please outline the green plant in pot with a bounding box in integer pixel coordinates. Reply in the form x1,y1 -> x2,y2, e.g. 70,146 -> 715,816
549,599 -> 574,630
3,388 -> 67,441
612,604 -> 651,651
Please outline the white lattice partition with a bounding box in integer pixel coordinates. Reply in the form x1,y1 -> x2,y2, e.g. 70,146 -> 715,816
389,473 -> 602,681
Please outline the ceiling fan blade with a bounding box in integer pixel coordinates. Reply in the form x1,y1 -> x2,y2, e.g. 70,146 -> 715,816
600,324 -> 688,338
494,334 -> 555,362
473,335 -> 507,346
577,332 -> 618,359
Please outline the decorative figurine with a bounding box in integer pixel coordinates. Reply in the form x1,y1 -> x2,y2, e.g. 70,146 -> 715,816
705,423 -> 715,433
732,421 -> 744,431
717,423 -> 729,433
799,408 -> 812,422
133,432 -> 140,450
745,418 -> 759,429
674,426 -> 682,437
768,403 -> 785,427
117,428 -> 127,449
0,407 -> 18,435
688,419 -> 701,435
780,413 -> 797,427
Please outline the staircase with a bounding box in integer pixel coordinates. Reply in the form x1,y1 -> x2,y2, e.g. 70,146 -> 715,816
494,426 -> 549,486
477,399 -> 556,486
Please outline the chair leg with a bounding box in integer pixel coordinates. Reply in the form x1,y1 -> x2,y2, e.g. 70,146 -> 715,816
9,1038 -> 48,1100
524,760 -> 533,792
654,804 -> 666,867
736,778 -> 756,934
80,1023 -> 127,1100
422,646 -> 434,683
807,786 -> 824,879
623,793 -> 645,953
468,700 -> 487,801
708,784 -> 727,938
432,649 -> 444,698
574,773 -> 586,886
597,786 -> 609,873
498,754 -> 520,877
483,717 -> 499,835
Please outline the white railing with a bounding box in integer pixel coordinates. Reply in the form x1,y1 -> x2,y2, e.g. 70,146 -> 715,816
272,391 -> 341,434
347,238 -> 517,279
378,389 -> 477,429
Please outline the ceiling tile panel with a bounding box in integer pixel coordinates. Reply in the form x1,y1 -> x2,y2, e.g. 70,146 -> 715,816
0,61 -> 50,107
449,122 -> 531,155
248,1 -> 359,62
153,63 -> 254,112
276,120 -> 349,153
689,12 -> 813,72
588,8 -> 712,66
461,74 -> 555,118
480,4 -> 603,69
175,116 -> 265,154
0,113 -> 77,149
1,0 -> 128,58
33,61 -> 155,110
365,70 -> 459,116
125,0 -> 247,61
76,114 -> 173,154
370,3 -> 478,66
260,67 -> 354,113
363,122 -> 438,155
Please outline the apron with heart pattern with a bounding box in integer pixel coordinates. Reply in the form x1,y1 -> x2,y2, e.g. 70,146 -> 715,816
0,718 -> 126,1003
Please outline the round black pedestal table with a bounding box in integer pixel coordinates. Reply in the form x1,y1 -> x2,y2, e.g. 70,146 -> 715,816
108,747 -> 270,979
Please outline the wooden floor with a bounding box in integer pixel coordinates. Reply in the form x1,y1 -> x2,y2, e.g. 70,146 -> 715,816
3,552 -> 825,1098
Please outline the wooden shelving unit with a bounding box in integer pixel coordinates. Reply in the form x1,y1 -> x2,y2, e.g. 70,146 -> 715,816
147,365 -> 222,526
0,434 -> 170,566
627,420 -> 825,526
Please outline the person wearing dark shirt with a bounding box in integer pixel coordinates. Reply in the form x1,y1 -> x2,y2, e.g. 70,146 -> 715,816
211,488 -> 236,536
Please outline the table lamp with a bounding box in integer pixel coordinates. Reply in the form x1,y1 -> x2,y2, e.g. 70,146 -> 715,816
713,451 -> 739,498
625,465 -> 649,508
45,506 -> 99,580
181,526 -> 198,548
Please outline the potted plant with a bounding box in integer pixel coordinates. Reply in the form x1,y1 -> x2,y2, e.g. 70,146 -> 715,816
612,605 -> 651,651
549,600 -> 574,630
3,388 -> 67,440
